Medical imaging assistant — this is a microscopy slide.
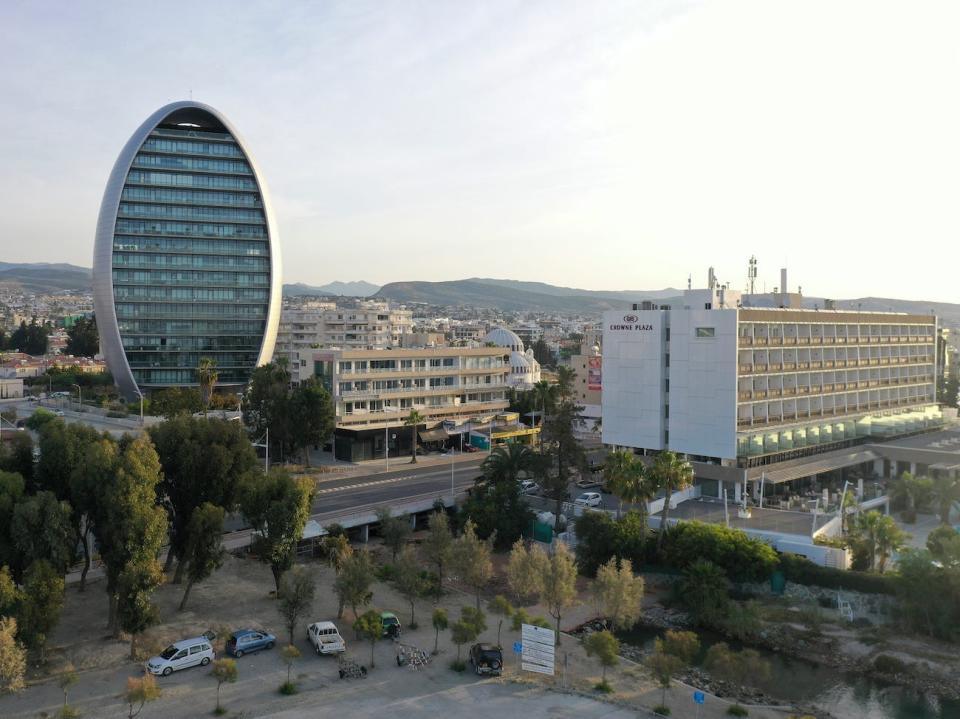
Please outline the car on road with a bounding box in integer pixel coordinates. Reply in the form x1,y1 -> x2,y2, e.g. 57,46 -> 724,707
225,629 -> 275,657
463,444 -> 479,453
575,476 -> 602,489
146,633 -> 216,676
469,643 -> 503,676
380,611 -> 401,639
53,409 -> 65,417
307,621 -> 346,655
574,491 -> 602,508
519,480 -> 540,495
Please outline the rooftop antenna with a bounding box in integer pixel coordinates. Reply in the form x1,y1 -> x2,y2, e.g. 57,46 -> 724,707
687,274 -> 692,290
748,255 -> 757,295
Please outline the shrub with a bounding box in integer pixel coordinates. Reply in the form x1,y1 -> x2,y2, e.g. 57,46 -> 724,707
278,681 -> 297,695
574,510 -> 648,576
727,705 -> 749,717
872,654 -> 908,675
661,522 -> 778,582
375,563 -> 399,582
450,659 -> 466,672
106,410 -> 128,418
653,705 -> 671,716
779,553 -> 897,595
594,680 -> 613,693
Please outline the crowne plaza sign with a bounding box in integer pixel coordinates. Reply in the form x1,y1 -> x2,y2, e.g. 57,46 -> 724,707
608,314 -> 655,332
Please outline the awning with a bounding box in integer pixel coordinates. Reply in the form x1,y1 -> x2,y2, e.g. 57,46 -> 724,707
750,449 -> 878,484
418,428 -> 449,442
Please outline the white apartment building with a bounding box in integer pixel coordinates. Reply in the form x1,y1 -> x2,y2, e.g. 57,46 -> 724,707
275,301 -> 413,378
296,346 -> 510,461
603,286 -> 943,496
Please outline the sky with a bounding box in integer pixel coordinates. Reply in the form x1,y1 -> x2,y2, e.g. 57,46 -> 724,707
1,0 -> 959,302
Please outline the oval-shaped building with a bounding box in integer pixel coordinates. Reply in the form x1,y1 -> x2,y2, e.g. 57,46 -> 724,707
92,101 -> 282,400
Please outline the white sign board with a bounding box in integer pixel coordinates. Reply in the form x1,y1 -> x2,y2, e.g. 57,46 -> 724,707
521,623 -> 555,676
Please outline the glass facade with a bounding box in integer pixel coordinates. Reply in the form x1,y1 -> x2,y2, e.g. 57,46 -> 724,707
111,121 -> 272,388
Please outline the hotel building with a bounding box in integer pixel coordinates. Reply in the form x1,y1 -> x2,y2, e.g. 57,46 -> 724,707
603,280 -> 944,499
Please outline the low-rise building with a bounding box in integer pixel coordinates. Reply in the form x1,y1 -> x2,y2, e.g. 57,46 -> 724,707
482,327 -> 542,390
0,378 -> 24,399
296,346 -> 510,461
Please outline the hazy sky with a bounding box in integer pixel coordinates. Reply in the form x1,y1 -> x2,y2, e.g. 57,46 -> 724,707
2,1 -> 959,301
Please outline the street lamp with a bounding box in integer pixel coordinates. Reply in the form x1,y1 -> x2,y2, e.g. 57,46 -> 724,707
136,389 -> 144,425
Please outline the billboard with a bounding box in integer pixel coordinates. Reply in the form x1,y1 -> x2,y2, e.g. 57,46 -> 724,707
587,356 -> 602,391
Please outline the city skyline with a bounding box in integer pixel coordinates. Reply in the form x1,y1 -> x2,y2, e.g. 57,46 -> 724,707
2,1 -> 960,302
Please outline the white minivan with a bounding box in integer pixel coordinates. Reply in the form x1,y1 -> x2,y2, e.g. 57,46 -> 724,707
147,635 -> 216,676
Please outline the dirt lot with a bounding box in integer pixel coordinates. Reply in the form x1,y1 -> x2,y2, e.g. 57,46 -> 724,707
11,535 -> 802,719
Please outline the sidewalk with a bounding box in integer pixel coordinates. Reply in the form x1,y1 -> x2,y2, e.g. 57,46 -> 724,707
303,446 -> 486,477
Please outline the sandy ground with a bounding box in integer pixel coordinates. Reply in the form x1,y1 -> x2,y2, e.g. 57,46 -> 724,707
2,534 -> 804,719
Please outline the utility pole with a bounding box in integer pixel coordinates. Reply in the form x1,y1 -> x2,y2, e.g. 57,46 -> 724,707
385,426 -> 390,470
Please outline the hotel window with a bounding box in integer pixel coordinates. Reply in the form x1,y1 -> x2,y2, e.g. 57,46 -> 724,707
695,327 -> 716,338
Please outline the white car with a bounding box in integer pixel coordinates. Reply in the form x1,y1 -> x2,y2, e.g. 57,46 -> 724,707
519,480 -> 540,495
53,409 -> 65,417
146,635 -> 215,676
574,492 -> 602,508
307,621 -> 346,655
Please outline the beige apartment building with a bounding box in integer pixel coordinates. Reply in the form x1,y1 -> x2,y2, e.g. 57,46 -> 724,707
276,301 -> 414,379
296,346 -> 510,461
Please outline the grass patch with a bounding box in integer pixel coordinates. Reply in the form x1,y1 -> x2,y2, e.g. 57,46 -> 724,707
450,659 -> 467,672
593,680 -> 613,693
213,708 -> 227,716
279,681 -> 298,695
727,704 -> 749,716
653,705 -> 671,716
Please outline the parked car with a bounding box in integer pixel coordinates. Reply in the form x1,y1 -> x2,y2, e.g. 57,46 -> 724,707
463,444 -> 479,453
380,611 -> 401,639
469,643 -> 503,676
575,476 -> 601,489
307,621 -> 346,655
519,480 -> 540,495
574,492 -> 602,508
146,632 -> 216,676
225,629 -> 275,657
52,409 -> 65,417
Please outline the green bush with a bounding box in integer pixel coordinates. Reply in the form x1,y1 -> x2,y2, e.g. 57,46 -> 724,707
660,522 -> 779,582
278,681 -> 298,695
653,705 -> 671,716
779,553 -> 897,595
574,509 -> 648,576
594,680 -> 613,693
872,654 -> 908,675
450,659 -> 467,672
106,410 -> 127,418
375,563 -> 399,582
727,705 -> 749,717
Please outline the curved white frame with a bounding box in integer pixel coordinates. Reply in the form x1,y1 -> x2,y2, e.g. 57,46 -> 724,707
92,101 -> 282,400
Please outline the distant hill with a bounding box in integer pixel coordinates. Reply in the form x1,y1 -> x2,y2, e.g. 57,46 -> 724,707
375,279 -> 654,313
0,263 -> 92,293
283,280 -> 380,297
467,278 -> 683,303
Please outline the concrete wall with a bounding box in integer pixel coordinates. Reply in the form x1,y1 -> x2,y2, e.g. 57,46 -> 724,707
601,310 -> 665,450
667,309 -> 738,459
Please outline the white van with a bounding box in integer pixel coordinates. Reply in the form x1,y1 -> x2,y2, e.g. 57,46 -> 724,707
307,621 -> 346,655
147,635 -> 216,676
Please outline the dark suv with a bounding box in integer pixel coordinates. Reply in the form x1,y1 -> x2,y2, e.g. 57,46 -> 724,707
469,643 -> 503,676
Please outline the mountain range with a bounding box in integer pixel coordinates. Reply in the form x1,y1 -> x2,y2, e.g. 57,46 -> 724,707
0,262 -> 91,294
0,263 -> 956,325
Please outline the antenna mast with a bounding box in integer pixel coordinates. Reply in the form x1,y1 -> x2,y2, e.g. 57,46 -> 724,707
748,255 -> 757,295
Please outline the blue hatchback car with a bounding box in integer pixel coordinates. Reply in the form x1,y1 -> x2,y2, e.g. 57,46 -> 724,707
226,629 -> 276,657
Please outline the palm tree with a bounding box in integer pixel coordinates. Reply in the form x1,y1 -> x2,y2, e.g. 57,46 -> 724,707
532,380 -> 556,450
620,461 -> 656,536
874,514 -> 909,573
889,473 -> 933,521
197,357 -> 218,416
482,443 -> 533,484
403,409 -> 425,464
651,451 -> 694,552
850,511 -> 881,571
930,474 -> 960,525
603,450 -> 635,518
